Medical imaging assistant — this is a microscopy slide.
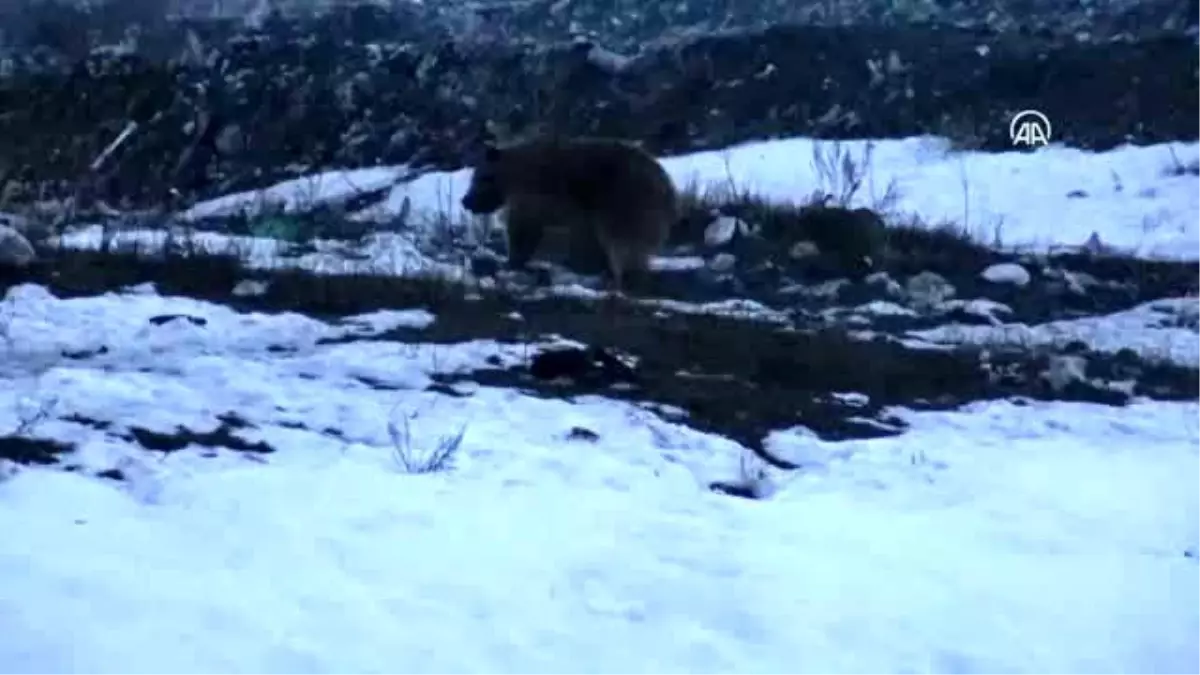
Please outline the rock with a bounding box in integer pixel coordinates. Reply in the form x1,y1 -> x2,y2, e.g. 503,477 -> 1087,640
0,209 -> 56,242
147,314 -> 207,327
1045,268 -> 1096,295
708,252 -> 737,273
582,42 -> 634,75
905,271 -> 956,309
0,224 -> 36,267
528,346 -> 636,387
0,211 -> 30,232
214,123 -> 246,156
232,280 -> 270,297
1042,354 -> 1089,394
855,300 -> 917,318
793,206 -> 885,275
864,271 -> 904,298
805,279 -> 851,301
1080,231 -> 1117,255
981,262 -> 1032,287
941,298 -> 1014,326
788,240 -> 821,260
704,214 -> 744,247
466,252 -> 509,282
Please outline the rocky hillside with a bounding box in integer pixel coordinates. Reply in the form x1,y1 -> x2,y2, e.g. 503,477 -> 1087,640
0,0 -> 1196,209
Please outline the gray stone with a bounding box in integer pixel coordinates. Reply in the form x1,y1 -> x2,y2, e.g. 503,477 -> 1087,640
0,225 -> 35,267
981,262 -> 1032,287
905,271 -> 956,309
703,215 -> 745,247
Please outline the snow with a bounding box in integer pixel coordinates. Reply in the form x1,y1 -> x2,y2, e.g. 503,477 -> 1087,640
0,281 -> 1197,673
910,297 -> 1200,368
177,166 -> 414,221
52,136 -> 1198,286
5,134 -> 1199,673
660,137 -> 1199,260
53,225 -> 469,278
174,137 -> 1200,264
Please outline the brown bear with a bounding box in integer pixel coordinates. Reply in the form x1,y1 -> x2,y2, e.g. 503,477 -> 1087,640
460,136 -> 678,292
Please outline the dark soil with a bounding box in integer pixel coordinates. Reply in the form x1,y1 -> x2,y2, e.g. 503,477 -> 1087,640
1,243 -> 1194,469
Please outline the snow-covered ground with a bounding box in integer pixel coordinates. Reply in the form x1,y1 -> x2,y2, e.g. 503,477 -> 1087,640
908,296 -> 1200,368
0,283 -> 1197,674
3,134 -> 1198,673
51,136 -> 1200,369
177,165 -> 416,222
177,136 -> 1200,262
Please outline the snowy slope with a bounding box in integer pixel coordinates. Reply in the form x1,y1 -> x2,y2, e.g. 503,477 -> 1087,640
179,137 -> 1200,262
2,134 -> 1198,674
0,284 -> 1196,674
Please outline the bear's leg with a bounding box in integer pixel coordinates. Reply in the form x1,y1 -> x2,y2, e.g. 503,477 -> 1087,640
594,212 -> 661,295
503,206 -> 545,269
565,221 -> 610,276
610,246 -> 653,295
595,233 -> 641,295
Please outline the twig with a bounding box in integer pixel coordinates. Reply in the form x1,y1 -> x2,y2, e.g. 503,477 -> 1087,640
90,121 -> 140,172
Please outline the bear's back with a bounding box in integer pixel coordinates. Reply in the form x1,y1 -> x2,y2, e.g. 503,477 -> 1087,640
500,137 -> 676,218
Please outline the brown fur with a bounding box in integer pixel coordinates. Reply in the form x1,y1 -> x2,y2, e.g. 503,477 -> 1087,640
461,136 -> 678,292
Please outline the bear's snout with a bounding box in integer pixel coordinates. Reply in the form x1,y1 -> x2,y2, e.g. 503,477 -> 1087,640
461,190 -> 497,215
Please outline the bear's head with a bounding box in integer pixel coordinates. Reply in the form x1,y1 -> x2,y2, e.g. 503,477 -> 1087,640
461,144 -> 509,215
